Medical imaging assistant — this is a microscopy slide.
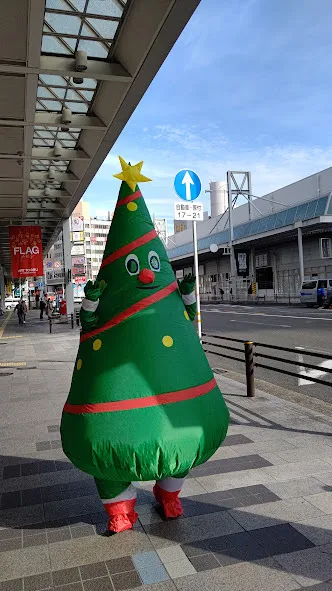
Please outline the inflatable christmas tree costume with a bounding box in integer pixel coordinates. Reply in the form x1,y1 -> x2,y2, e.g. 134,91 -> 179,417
61,158 -> 229,533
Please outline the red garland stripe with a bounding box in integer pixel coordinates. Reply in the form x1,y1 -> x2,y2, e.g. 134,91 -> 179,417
116,189 -> 142,208
100,229 -> 157,269
63,378 -> 217,415
80,280 -> 178,343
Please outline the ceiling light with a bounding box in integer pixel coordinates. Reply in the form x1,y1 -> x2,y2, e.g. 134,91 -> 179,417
53,142 -> 62,158
75,50 -> 87,72
61,107 -> 72,131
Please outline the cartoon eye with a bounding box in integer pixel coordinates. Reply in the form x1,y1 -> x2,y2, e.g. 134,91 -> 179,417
125,254 -> 140,275
148,251 -> 160,272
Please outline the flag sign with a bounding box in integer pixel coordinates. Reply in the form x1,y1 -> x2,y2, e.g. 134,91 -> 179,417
9,226 -> 43,278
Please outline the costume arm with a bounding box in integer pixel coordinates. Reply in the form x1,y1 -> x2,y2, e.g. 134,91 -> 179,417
178,274 -> 197,321
80,280 -> 106,331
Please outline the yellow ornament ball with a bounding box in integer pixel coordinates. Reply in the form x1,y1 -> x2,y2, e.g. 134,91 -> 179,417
162,335 -> 173,348
127,202 -> 138,212
184,310 -> 189,320
99,279 -> 106,289
93,339 -> 102,351
77,359 -> 82,371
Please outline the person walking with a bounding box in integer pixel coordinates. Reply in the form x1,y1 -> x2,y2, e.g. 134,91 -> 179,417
39,297 -> 46,320
317,285 -> 325,308
15,300 -> 25,325
22,300 -> 27,323
46,298 -> 53,320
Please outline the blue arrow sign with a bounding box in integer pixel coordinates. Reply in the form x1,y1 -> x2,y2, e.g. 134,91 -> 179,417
174,169 -> 201,201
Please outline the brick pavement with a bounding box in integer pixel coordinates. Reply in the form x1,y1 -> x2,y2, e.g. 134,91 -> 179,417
1,310 -> 332,590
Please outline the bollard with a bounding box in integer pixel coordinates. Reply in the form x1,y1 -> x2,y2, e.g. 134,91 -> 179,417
244,341 -> 255,398
49,318 -> 52,334
71,313 -> 74,329
76,310 -> 80,327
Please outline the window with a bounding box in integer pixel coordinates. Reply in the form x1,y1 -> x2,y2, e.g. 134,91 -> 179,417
320,238 -> 332,259
302,281 -> 317,289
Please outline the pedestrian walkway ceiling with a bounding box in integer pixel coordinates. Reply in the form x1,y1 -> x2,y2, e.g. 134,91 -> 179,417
0,0 -> 200,271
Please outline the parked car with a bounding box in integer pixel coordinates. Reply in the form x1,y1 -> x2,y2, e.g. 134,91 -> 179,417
5,297 -> 21,310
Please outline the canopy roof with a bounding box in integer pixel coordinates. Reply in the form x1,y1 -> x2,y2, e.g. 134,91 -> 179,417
0,0 -> 200,271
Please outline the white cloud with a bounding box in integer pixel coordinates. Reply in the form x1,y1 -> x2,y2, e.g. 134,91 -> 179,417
86,122 -> 332,224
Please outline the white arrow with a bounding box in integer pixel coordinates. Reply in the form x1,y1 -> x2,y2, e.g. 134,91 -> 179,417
182,171 -> 194,201
296,346 -> 332,386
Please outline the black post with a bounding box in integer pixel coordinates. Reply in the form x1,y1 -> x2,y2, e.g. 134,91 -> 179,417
76,310 -> 79,326
244,341 -> 255,398
49,318 -> 52,334
71,313 -> 74,329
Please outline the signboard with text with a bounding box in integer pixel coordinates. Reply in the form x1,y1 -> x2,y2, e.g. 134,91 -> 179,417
174,202 -> 204,221
236,251 -> 250,277
71,215 -> 84,232
71,244 -> 84,255
71,231 -> 84,243
9,226 -> 43,278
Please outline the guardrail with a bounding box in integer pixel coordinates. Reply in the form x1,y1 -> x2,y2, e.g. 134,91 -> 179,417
202,332 -> 332,397
201,294 -> 300,305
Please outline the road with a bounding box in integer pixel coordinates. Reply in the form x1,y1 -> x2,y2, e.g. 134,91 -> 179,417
201,303 -> 332,403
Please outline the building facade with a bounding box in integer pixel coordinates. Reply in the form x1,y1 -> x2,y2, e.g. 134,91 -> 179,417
44,201 -> 113,297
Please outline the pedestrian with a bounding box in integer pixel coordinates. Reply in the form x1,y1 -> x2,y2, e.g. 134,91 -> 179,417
46,298 -> 53,320
22,300 -> 27,323
15,300 -> 24,325
317,285 -> 325,308
35,292 -> 40,309
219,287 -> 224,301
39,297 -> 46,320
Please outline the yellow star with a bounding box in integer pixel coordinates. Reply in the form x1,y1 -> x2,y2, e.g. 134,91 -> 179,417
113,156 -> 152,191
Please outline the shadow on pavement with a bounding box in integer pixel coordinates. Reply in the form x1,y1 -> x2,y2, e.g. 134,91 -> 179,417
1,453 -> 332,588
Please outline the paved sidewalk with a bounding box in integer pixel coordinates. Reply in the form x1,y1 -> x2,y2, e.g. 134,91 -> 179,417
1,310 -> 332,590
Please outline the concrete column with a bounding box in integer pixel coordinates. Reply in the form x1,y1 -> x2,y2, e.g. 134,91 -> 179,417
297,227 -> 304,285
272,252 -> 278,294
0,266 -> 5,311
250,247 -> 256,282
62,218 -> 74,316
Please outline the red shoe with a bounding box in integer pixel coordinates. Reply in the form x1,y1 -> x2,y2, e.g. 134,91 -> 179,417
104,499 -> 138,533
153,483 -> 183,519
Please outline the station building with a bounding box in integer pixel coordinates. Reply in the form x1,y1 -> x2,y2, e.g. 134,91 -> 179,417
166,167 -> 332,298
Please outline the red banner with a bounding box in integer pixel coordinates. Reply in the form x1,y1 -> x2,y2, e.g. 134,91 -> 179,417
9,226 -> 43,278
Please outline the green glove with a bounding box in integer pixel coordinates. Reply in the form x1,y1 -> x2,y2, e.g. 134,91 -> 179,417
84,280 -> 106,302
178,274 -> 196,295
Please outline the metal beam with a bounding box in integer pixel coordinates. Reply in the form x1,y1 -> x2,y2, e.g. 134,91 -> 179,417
27,204 -> 66,211
0,114 -> 107,129
35,113 -> 106,129
29,171 -> 79,183
0,56 -> 132,83
28,189 -> 72,198
1,148 -> 90,161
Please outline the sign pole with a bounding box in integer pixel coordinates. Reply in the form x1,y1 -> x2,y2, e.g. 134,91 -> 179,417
173,169 -> 202,341
192,220 -> 201,340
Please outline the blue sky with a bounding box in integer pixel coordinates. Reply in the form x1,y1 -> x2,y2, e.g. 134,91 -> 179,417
85,0 -> 332,230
